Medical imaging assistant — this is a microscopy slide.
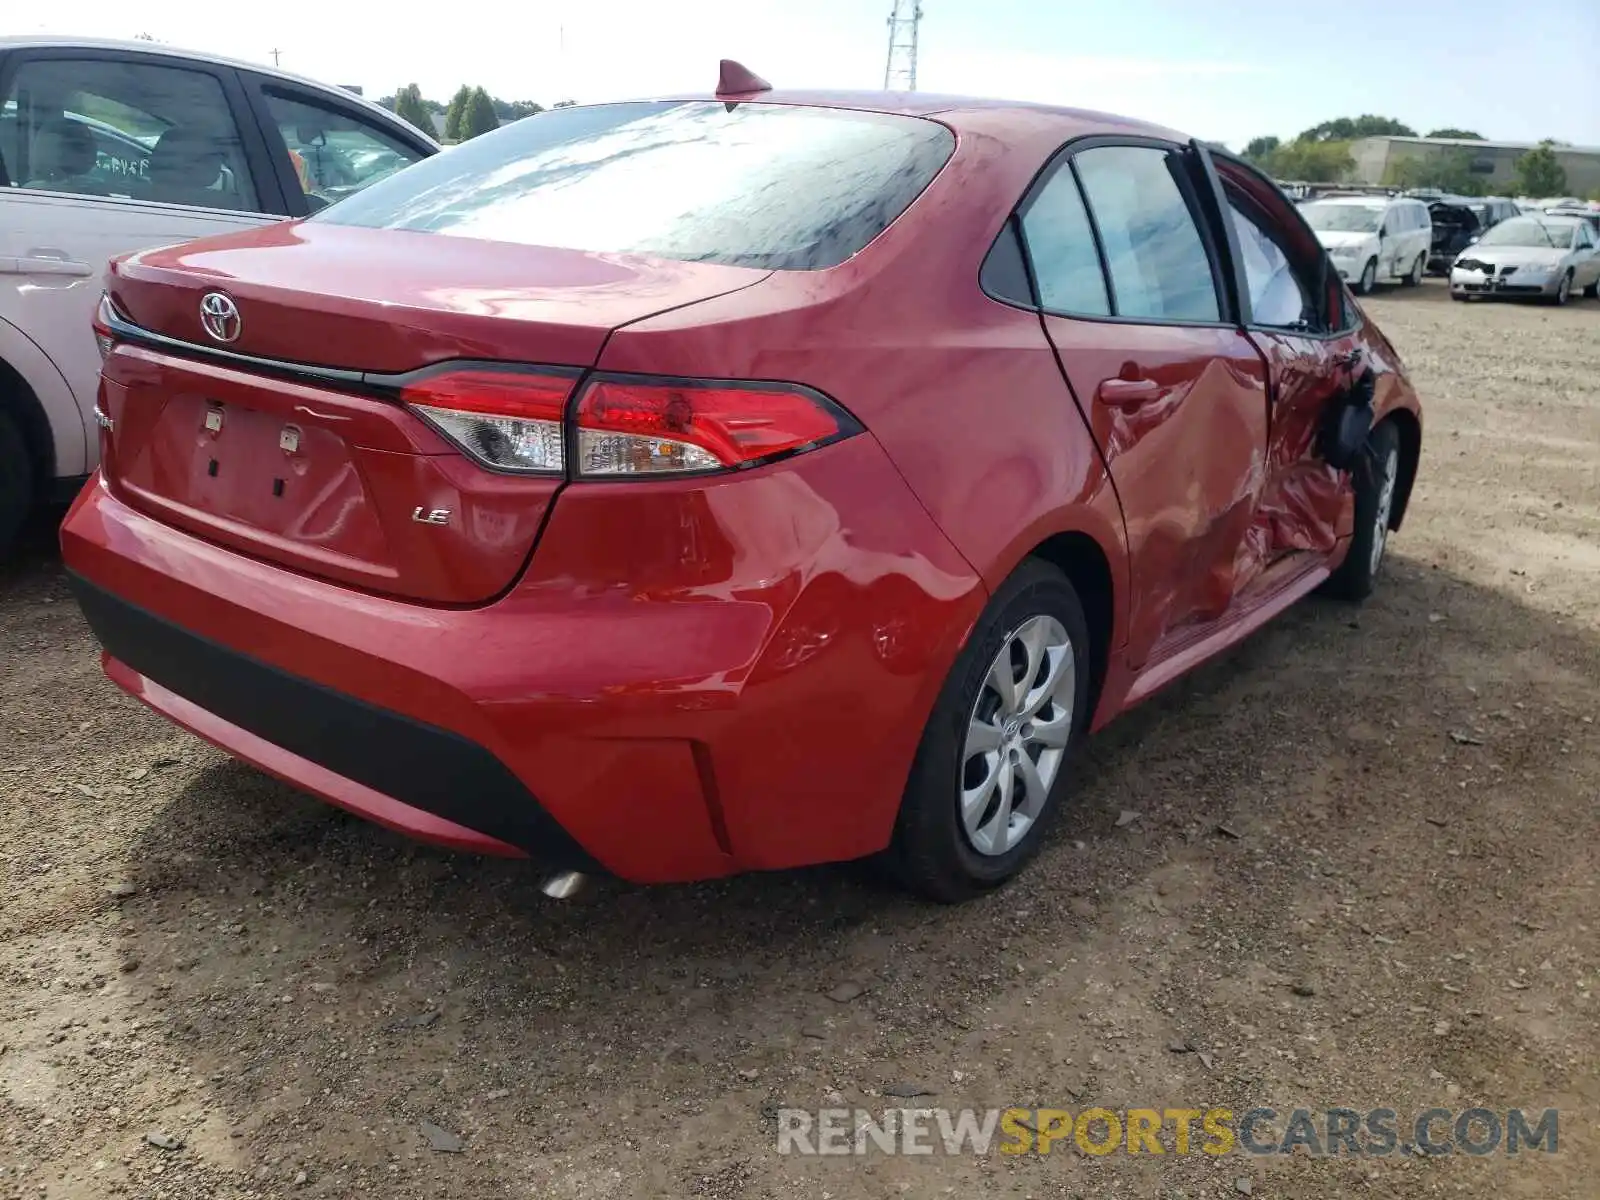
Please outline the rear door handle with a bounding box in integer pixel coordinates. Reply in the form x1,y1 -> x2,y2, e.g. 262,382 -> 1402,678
3,250 -> 93,277
1096,377 -> 1163,409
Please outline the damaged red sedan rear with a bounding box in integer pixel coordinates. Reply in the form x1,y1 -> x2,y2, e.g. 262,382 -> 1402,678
62,79 -> 1421,901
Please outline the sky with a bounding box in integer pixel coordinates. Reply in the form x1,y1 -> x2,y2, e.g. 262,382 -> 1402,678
11,0 -> 1600,150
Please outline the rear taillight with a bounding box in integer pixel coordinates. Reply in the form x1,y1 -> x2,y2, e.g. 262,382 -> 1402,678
403,367 -> 858,479
93,293 -> 119,361
402,368 -> 578,474
573,377 -> 851,476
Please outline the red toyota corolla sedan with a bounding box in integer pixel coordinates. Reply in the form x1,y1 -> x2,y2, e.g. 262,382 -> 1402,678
61,74 -> 1422,901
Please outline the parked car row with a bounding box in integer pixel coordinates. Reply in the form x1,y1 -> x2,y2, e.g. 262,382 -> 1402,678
3,44 -> 1429,900
0,35 -> 437,553
1290,189 -> 1600,306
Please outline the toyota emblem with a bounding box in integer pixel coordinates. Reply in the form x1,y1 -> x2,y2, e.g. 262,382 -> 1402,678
199,292 -> 241,343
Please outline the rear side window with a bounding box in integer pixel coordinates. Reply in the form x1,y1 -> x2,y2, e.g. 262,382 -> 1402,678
316,101 -> 954,271
1072,145 -> 1220,322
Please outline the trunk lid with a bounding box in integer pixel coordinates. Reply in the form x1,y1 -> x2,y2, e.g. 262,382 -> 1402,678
101,223 -> 768,604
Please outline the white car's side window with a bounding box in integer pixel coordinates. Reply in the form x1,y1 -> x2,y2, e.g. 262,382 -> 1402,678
263,89 -> 426,213
2,56 -> 259,211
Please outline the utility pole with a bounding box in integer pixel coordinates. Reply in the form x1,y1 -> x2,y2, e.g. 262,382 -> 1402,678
269,47 -> 282,67
883,0 -> 923,91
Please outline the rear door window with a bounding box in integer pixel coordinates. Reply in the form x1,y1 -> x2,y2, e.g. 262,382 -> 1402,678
316,101 -> 954,270
1,55 -> 259,209
1071,145 -> 1220,322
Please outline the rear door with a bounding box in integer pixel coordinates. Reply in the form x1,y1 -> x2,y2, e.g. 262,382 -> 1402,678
0,48 -> 281,474
1020,139 -> 1271,669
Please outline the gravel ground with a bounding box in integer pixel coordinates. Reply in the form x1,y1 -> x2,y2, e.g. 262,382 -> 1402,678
2,280 -> 1597,1199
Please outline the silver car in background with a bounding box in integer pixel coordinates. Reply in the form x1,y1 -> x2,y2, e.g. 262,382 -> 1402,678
1449,215 -> 1600,305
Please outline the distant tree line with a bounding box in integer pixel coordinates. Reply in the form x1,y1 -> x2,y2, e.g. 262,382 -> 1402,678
1240,115 -> 1574,196
376,86 -> 577,142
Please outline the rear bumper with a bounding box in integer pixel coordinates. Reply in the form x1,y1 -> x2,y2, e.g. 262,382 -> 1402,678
71,574 -> 594,866
61,438 -> 985,882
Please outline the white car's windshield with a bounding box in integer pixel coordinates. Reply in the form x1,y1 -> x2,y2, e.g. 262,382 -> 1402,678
1478,219 -> 1574,249
1302,203 -> 1384,233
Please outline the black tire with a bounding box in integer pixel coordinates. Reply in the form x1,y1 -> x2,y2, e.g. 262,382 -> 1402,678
1583,280 -> 1599,300
0,410 -> 32,559
1323,420 -> 1402,602
1355,259 -> 1378,295
887,559 -> 1091,903
1549,271 -> 1573,307
1401,253 -> 1424,287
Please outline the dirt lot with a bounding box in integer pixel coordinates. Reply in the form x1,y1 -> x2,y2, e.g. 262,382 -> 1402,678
2,280 -> 1597,1200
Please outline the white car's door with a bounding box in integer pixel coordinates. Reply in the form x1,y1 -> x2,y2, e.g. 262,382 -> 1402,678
0,192 -> 273,467
0,49 -> 282,477
1377,208 -> 1403,277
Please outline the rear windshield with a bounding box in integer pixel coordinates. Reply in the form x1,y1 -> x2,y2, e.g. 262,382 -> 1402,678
314,101 -> 955,271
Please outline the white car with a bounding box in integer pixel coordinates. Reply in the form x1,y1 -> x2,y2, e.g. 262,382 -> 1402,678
1300,195 -> 1433,296
0,36 -> 437,554
1449,214 -> 1600,305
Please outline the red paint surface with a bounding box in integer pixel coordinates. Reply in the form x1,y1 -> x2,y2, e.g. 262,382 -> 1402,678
64,93 -> 1423,879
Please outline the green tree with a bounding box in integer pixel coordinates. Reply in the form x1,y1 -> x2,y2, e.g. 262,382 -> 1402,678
1514,141 -> 1567,197
552,99 -> 578,109
392,84 -> 435,140
1261,139 -> 1355,183
444,85 -> 473,142
1425,128 -> 1483,140
492,98 -> 546,122
1242,135 -> 1280,163
461,87 -> 500,140
1298,115 -> 1417,142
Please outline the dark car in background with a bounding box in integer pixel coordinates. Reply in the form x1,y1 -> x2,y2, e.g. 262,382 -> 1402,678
1425,196 -> 1519,274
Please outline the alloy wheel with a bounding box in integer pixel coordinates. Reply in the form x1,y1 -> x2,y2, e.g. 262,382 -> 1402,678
1369,445 -> 1400,577
960,615 -> 1076,857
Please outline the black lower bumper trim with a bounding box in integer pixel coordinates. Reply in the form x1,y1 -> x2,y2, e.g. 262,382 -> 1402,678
67,572 -> 599,871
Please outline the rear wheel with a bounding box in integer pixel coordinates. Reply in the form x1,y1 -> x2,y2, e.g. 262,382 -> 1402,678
0,411 -> 33,559
1323,420 -> 1401,602
1402,253 -> 1425,287
888,559 -> 1090,903
1356,259 -> 1378,295
1583,278 -> 1599,300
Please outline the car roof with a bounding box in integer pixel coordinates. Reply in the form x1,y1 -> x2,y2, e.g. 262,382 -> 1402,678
1304,195 -> 1397,206
652,88 -> 1189,142
0,35 -> 431,142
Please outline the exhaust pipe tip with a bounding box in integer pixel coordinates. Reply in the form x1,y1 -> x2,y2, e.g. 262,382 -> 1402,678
539,870 -> 588,900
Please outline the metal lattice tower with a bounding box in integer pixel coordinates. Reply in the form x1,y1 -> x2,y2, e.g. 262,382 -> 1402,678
883,0 -> 923,91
